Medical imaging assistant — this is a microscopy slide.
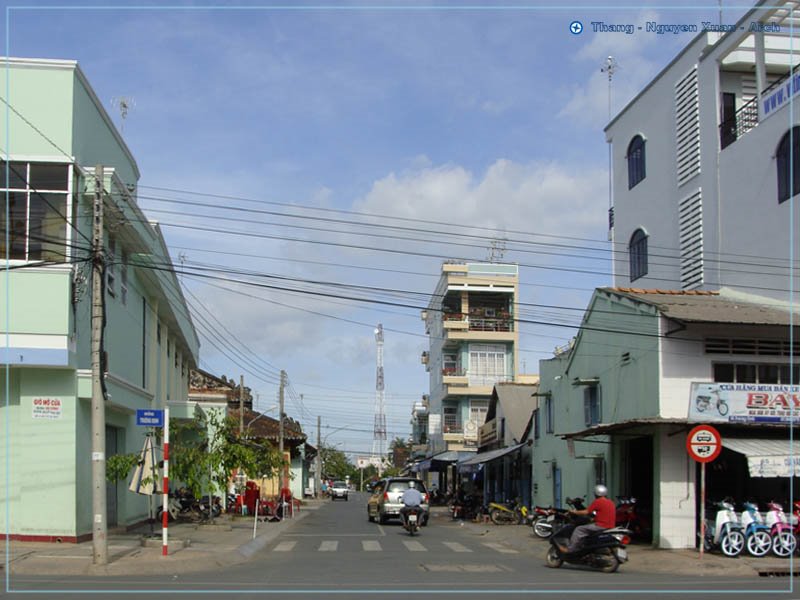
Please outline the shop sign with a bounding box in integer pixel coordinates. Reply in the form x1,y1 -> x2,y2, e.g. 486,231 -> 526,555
32,397 -> 62,420
688,382 -> 800,424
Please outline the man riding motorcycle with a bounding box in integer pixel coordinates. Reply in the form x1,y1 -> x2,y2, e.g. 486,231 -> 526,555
559,484 -> 615,554
399,481 -> 425,527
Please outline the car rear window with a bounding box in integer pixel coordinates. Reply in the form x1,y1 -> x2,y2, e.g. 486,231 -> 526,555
333,481 -> 346,487
387,480 -> 426,493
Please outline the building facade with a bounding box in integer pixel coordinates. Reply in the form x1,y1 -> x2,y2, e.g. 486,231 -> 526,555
1,58 -> 199,541
606,0 -> 800,302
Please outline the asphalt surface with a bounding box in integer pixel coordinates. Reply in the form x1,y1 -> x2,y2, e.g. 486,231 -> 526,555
2,495 -> 800,588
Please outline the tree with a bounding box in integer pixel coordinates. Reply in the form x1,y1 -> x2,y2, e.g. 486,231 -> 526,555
389,436 -> 410,470
320,445 -> 356,480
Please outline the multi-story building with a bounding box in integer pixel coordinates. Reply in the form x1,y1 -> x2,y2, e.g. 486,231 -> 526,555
606,0 -> 799,301
419,262 -> 519,482
1,57 -> 199,541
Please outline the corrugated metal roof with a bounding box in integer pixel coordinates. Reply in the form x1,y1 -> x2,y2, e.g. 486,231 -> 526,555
604,288 -> 798,326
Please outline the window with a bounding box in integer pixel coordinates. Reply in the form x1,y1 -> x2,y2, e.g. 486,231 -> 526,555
627,135 -> 646,189
629,229 -> 648,282
533,409 -> 540,440
713,362 -> 799,384
545,396 -> 554,434
777,127 -> 799,204
443,406 -> 460,433
0,161 -> 71,262
469,399 -> 488,426
468,344 -> 507,386
584,386 -> 601,427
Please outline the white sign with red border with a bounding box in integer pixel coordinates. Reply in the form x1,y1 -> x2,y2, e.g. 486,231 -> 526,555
32,397 -> 63,420
686,424 -> 722,463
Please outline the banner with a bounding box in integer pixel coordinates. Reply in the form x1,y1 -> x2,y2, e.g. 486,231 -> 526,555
688,382 -> 800,424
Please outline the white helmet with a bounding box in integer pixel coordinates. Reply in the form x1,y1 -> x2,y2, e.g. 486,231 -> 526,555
594,484 -> 608,497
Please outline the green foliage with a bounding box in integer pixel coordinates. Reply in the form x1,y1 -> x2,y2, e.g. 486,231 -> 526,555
169,410 -> 282,498
106,452 -> 139,484
320,445 -> 356,480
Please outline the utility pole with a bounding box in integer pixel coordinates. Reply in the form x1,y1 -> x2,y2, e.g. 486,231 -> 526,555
239,375 -> 244,435
316,415 -> 322,498
278,370 -> 286,494
91,165 -> 108,565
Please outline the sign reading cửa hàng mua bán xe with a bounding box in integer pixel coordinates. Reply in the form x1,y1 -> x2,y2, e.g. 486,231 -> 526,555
688,382 -> 800,424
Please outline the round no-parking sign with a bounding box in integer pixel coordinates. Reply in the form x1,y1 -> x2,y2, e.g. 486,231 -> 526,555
686,424 -> 722,463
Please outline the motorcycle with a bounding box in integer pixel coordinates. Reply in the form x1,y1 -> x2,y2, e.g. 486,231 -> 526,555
488,498 -> 528,525
695,389 -> 729,416
403,506 -> 424,536
615,496 -> 651,540
546,521 -> 632,573
451,492 -> 480,521
765,501 -> 796,557
156,487 -> 195,522
699,500 -> 745,557
196,495 -> 223,520
740,501 -> 772,557
532,497 -> 587,539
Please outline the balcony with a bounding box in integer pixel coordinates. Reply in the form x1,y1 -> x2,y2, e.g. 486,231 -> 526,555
720,65 -> 799,150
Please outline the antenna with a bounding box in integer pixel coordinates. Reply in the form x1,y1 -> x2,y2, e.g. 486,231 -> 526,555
601,56 -> 619,246
111,97 -> 135,133
488,238 -> 507,262
372,324 -> 387,475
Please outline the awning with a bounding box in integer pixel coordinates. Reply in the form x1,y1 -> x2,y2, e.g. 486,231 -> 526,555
458,442 -> 526,467
722,438 -> 800,478
411,450 -> 475,473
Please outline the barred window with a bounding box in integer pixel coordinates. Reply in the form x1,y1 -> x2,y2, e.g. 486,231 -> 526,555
777,127 -> 799,204
629,228 -> 648,282
627,135 -> 646,189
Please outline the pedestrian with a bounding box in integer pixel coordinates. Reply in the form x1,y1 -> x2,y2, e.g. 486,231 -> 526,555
560,484 -> 615,554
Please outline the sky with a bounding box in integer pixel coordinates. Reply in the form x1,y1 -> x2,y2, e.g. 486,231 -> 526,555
5,1 -> 753,459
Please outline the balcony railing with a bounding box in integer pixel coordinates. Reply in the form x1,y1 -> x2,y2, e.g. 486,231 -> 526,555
443,416 -> 462,434
442,367 -> 466,377
720,64 -> 800,150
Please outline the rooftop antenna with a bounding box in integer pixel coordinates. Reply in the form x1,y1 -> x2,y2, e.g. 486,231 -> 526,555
488,238 -> 507,262
111,96 -> 135,133
601,56 -> 618,252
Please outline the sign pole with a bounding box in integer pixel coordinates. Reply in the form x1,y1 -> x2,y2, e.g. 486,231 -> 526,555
700,461 -> 706,560
162,407 -> 170,556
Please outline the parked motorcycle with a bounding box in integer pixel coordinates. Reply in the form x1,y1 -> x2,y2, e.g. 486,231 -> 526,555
488,498 -> 528,525
699,500 -> 745,557
156,487 -> 195,522
765,501 -> 796,557
740,501 -> 772,557
532,497 -> 587,539
403,506 -> 424,536
450,492 -> 480,521
546,521 -> 632,573
614,496 -> 650,539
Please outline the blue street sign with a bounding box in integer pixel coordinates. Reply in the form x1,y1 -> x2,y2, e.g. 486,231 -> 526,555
136,409 -> 164,427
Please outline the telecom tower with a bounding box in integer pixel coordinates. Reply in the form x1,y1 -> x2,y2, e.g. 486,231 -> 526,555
372,324 -> 387,474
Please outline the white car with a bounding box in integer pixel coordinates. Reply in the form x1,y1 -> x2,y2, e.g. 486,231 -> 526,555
330,480 -> 349,501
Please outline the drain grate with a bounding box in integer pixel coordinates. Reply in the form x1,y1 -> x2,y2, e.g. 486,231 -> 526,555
758,569 -> 800,577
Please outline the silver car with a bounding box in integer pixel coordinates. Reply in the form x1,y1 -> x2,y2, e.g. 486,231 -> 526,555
330,480 -> 349,501
367,478 -> 429,524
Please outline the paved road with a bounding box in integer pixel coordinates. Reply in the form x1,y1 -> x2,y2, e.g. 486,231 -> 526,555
8,493 -> 796,599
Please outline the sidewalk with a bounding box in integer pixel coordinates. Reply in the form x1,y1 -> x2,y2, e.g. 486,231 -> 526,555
443,508 -> 798,578
3,498 -> 326,577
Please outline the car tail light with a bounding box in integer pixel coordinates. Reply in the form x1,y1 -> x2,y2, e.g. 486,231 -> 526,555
384,492 -> 389,501
424,493 -> 429,503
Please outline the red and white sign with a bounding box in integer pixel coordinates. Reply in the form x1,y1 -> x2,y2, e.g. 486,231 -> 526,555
686,424 -> 722,463
32,397 -> 62,420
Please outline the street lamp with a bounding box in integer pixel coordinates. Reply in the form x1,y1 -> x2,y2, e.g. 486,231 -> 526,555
246,404 -> 279,429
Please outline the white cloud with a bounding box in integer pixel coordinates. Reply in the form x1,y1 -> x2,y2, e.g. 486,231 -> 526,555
354,158 -> 607,245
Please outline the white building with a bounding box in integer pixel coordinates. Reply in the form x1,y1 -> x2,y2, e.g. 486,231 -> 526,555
606,0 -> 799,301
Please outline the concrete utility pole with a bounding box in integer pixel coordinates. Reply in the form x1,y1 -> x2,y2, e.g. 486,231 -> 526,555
239,375 -> 244,435
91,165 -> 108,565
279,370 -> 286,493
316,415 -> 322,498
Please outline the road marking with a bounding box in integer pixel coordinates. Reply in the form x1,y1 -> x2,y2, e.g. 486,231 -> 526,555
442,541 -> 472,553
319,541 -> 338,552
272,541 -> 297,552
402,540 -> 427,552
482,542 -> 518,554
362,540 -> 382,552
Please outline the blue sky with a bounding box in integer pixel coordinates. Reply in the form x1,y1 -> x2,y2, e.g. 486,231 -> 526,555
6,1 -> 751,457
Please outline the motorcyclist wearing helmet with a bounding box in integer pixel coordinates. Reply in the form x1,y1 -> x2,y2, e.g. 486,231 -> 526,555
399,481 -> 425,527
559,484 -> 616,554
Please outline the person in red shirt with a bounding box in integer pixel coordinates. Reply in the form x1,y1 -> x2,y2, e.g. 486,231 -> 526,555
561,484 -> 616,553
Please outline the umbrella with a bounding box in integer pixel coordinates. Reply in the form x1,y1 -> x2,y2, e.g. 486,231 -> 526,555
129,434 -> 160,495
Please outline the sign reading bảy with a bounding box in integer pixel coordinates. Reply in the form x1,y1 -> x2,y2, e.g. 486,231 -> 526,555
688,382 -> 800,424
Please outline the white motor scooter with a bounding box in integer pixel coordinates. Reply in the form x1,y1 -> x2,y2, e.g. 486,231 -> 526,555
700,500 -> 745,557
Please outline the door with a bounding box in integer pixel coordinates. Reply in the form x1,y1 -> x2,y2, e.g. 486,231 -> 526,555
553,465 -> 562,509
